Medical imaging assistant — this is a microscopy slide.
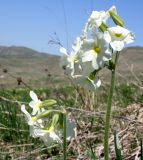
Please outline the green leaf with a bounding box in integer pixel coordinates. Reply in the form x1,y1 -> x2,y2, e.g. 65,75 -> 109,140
114,130 -> 122,160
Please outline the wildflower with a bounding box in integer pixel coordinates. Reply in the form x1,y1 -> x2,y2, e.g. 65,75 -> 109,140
30,125 -> 62,145
29,91 -> 42,115
73,75 -> 101,91
83,10 -> 109,34
80,32 -> 112,70
21,104 -> 43,126
104,25 -> 135,51
21,103 -> 76,145
21,105 -> 62,144
60,47 -> 79,76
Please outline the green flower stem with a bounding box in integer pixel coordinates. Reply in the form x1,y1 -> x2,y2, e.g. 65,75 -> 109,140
104,53 -> 119,160
63,114 -> 67,160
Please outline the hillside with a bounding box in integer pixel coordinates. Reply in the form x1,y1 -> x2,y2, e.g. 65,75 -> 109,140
0,46 -> 49,58
0,46 -> 63,88
0,46 -> 143,88
116,47 -> 143,77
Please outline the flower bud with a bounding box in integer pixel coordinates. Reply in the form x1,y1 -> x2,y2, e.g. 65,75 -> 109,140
109,10 -> 124,27
41,99 -> 57,108
33,109 -> 64,121
51,113 -> 59,126
33,110 -> 54,120
99,22 -> 108,32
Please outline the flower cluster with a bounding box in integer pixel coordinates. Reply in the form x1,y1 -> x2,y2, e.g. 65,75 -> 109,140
60,6 -> 134,91
21,91 -> 75,145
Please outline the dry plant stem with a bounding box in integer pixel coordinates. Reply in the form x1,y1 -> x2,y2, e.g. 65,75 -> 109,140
104,52 -> 119,160
63,114 -> 67,160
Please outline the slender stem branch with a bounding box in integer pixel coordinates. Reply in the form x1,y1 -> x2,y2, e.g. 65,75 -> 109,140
104,53 -> 119,160
63,114 -> 67,160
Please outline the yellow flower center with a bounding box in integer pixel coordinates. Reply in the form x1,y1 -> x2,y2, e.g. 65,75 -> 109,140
93,47 -> 101,54
69,54 -> 77,63
38,101 -> 42,108
32,116 -> 37,122
115,33 -> 122,38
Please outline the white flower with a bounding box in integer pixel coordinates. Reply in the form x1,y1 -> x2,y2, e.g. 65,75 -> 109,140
72,36 -> 84,54
80,62 -> 95,77
80,32 -> 112,70
83,10 -> 109,34
29,91 -> 42,115
21,104 -> 62,145
30,125 -> 62,145
21,105 -> 34,125
41,130 -> 62,145
60,47 -> 79,76
21,104 -> 43,126
73,75 -> 101,91
104,25 -> 135,51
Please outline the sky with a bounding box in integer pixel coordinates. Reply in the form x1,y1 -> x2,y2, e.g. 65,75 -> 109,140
0,0 -> 143,55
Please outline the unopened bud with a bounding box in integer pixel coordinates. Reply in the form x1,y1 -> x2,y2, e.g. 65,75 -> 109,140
34,110 -> 54,120
41,99 -> 57,108
51,113 -> 59,126
99,22 -> 108,32
34,109 -> 63,120
109,10 -> 124,27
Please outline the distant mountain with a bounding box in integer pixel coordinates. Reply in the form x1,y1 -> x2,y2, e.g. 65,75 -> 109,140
0,46 -> 142,88
0,46 -> 49,58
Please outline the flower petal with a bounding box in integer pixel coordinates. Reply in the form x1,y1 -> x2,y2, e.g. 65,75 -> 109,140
21,105 -> 33,125
49,132 -> 62,143
30,125 -> 47,138
82,50 -> 95,62
30,91 -> 39,102
29,101 -> 39,115
124,32 -> 135,44
60,47 -> 68,55
29,101 -> 37,109
104,31 -> 111,43
110,41 -> 124,51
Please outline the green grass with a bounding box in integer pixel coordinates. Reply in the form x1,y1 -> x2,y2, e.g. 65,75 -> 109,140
0,83 -> 143,159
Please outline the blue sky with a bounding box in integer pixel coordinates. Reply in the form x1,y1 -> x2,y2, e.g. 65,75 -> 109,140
0,0 -> 142,55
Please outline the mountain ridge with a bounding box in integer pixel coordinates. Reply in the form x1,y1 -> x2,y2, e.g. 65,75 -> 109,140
0,45 -> 142,88
0,45 -> 59,58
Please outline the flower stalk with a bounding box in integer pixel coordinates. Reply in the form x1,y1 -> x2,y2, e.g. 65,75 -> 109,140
63,114 -> 67,160
104,52 -> 119,160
